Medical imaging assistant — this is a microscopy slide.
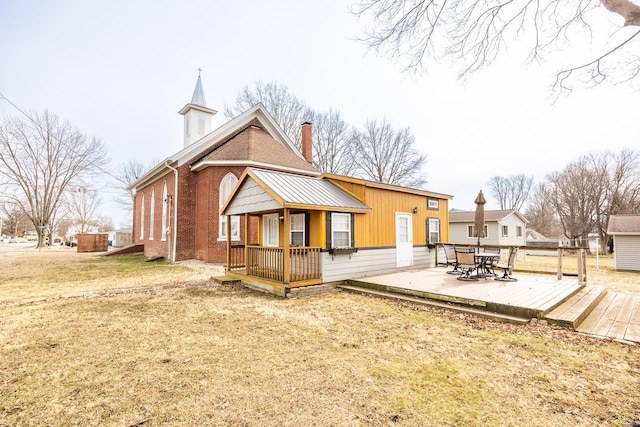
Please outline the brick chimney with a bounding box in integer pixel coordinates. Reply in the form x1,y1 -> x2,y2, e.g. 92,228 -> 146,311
301,122 -> 313,164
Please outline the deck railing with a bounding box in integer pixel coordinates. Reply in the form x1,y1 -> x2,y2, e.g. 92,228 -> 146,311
435,243 -> 588,282
229,245 -> 245,270
235,245 -> 321,283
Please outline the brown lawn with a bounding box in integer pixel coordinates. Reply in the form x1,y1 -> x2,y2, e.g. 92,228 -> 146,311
0,249 -> 639,426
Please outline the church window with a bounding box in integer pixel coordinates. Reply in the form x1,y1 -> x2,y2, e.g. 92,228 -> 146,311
219,173 -> 240,241
161,183 -> 168,241
149,189 -> 155,240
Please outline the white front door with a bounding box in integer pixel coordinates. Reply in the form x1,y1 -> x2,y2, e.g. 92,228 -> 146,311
396,212 -> 413,267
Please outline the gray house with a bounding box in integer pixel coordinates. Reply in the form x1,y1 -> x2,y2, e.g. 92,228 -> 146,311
449,209 -> 527,247
607,214 -> 640,272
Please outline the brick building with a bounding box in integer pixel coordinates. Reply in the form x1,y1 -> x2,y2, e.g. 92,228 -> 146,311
130,75 -> 319,263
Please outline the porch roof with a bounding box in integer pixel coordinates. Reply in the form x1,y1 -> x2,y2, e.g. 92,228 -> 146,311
221,168 -> 371,215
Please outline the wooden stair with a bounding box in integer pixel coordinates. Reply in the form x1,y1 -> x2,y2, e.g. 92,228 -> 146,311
543,285 -> 608,329
338,284 -> 530,325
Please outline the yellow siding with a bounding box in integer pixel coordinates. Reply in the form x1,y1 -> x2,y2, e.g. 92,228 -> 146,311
353,186 -> 449,247
309,211 -> 323,247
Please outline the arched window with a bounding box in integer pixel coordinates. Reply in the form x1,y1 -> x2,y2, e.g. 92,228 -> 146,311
149,189 -> 155,240
219,173 -> 240,241
140,194 -> 145,240
161,183 -> 168,242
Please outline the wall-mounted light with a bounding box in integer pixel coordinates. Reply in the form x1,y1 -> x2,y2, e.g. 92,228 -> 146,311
279,215 -> 284,221
413,207 -> 418,214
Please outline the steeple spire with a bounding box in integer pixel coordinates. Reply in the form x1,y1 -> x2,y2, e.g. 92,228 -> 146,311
190,68 -> 207,107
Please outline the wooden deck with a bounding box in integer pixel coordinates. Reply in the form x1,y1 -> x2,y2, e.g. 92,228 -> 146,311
344,268 -> 584,321
341,267 -> 640,344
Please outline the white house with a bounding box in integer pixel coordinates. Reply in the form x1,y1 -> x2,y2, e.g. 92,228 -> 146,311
607,214 -> 640,272
449,209 -> 527,247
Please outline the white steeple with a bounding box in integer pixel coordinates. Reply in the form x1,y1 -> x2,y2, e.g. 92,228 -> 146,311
178,69 -> 217,148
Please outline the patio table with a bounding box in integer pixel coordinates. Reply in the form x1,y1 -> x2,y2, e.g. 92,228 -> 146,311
474,252 -> 500,278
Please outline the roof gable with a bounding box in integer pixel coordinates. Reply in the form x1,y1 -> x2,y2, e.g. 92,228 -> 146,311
449,209 -> 528,223
131,103 -> 318,190
191,124 -> 317,173
607,214 -> 640,234
222,168 -> 371,216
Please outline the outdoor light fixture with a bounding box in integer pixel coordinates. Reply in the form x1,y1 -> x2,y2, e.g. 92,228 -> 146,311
413,207 -> 418,214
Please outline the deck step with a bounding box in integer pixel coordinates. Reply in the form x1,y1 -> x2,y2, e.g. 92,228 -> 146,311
543,285 -> 608,329
338,285 -> 530,325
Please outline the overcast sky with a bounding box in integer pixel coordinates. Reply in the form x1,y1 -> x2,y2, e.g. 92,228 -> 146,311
1,1 -> 638,228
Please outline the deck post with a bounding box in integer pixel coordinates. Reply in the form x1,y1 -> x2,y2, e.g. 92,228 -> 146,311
577,249 -> 586,283
283,208 -> 291,288
557,248 -> 563,280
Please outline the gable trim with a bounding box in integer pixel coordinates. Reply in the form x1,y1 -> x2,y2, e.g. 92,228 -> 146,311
190,160 -> 321,176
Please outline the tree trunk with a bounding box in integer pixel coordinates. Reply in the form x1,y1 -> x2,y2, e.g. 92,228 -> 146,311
601,0 -> 640,26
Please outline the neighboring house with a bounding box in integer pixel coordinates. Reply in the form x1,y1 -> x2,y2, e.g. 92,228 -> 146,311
449,209 -> 527,247
607,214 -> 640,272
129,75 -> 318,263
221,167 -> 452,296
110,228 -> 132,248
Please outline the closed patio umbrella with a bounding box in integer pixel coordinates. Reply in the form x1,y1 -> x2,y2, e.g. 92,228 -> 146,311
474,190 -> 486,248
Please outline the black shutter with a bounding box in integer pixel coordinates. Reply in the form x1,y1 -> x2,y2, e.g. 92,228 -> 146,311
426,218 -> 430,244
326,212 -> 332,249
304,212 -> 310,247
350,214 -> 355,247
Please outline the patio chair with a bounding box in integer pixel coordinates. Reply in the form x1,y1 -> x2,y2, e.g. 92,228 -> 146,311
495,247 -> 518,282
455,247 -> 481,281
442,243 -> 462,275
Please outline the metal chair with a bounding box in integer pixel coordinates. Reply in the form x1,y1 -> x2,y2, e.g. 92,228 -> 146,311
495,247 -> 518,282
455,247 -> 481,281
442,243 -> 462,275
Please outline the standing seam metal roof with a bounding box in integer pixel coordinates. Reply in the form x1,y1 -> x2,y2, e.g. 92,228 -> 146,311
250,168 -> 370,210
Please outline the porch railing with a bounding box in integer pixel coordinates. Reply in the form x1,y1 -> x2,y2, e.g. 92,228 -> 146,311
232,245 -> 321,283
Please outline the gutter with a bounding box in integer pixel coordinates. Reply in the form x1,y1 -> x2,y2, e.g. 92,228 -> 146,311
165,160 -> 179,263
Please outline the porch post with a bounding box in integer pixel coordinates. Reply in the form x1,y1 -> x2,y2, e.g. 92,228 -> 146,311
226,215 -> 231,274
283,208 -> 291,287
244,213 -> 249,275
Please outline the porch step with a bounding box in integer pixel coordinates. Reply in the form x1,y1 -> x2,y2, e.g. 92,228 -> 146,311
338,285 -> 530,325
543,285 -> 608,329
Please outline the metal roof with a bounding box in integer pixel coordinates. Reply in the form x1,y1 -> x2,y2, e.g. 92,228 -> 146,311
250,168 -> 370,211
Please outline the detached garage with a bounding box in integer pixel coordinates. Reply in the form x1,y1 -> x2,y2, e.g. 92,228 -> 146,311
607,214 -> 640,272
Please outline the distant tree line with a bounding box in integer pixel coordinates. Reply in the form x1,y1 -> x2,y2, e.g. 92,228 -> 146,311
488,149 -> 640,253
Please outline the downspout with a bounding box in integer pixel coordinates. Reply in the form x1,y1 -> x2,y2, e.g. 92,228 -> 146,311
165,161 -> 179,263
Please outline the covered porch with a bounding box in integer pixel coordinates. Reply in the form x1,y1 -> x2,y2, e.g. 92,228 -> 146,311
227,235 -> 323,297
221,168 -> 371,296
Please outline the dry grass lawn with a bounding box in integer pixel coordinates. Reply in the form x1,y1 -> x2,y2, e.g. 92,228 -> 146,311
1,250 -> 639,426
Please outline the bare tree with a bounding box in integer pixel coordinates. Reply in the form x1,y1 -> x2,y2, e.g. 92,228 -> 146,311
67,186 -> 101,234
352,118 -> 427,188
352,0 -> 640,94
593,149 -> 640,252
546,157 -> 603,247
0,110 -> 109,247
112,160 -> 151,213
0,202 -> 28,238
525,183 -> 563,238
224,81 -> 312,149
95,215 -> 115,232
308,109 -> 358,176
488,174 -> 534,211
